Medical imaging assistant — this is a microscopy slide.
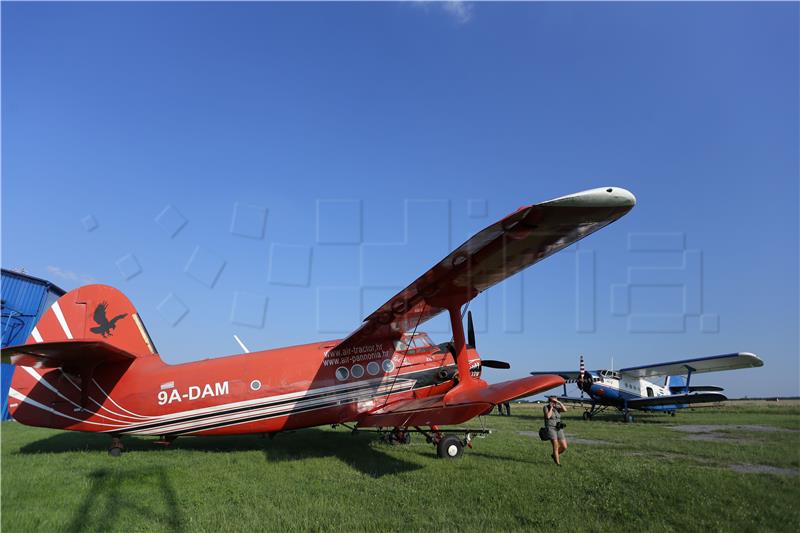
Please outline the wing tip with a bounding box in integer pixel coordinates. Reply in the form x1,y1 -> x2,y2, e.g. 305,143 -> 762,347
546,186 -> 637,209
738,352 -> 764,367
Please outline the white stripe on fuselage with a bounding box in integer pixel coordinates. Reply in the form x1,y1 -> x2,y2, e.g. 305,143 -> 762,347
8,388 -> 127,428
20,367 -> 136,424
128,380 -> 417,435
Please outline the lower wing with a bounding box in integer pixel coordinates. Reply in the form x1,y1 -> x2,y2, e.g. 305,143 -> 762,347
627,392 -> 727,408
556,396 -> 594,405
356,375 -> 564,428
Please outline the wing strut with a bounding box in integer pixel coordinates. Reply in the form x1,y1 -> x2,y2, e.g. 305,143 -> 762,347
684,366 -> 694,394
447,305 -> 477,388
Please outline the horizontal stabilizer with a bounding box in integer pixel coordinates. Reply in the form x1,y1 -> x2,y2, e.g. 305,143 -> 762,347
1,340 -> 137,369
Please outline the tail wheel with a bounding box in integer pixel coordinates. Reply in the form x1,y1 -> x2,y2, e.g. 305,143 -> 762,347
436,435 -> 464,459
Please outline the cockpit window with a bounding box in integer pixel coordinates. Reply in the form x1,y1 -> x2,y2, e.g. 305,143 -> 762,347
395,333 -> 434,354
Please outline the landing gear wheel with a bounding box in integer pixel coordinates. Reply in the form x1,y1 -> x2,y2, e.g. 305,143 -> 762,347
624,412 -> 634,423
108,446 -> 123,457
436,435 -> 464,459
582,411 -> 592,421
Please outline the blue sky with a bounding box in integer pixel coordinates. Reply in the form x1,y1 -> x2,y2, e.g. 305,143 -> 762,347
2,2 -> 797,397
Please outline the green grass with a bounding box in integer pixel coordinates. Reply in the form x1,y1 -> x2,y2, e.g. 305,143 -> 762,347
2,402 -> 799,532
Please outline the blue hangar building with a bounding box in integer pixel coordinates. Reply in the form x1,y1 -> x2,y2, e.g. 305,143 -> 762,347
1,269 -> 66,420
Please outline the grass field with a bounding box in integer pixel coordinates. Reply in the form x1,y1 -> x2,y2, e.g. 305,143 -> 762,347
2,401 -> 799,532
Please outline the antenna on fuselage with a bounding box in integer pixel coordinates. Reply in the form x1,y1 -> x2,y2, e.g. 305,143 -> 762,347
234,335 -> 250,353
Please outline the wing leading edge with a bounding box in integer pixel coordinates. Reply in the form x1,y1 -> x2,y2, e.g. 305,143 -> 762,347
330,187 -> 635,356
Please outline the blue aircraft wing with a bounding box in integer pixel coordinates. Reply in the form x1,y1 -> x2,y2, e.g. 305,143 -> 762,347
530,371 -> 582,382
619,352 -> 762,378
555,396 -> 593,405
627,392 -> 727,408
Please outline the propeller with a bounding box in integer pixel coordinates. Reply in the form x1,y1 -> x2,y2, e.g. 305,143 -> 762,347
466,310 -> 511,370
467,311 -> 476,348
479,359 -> 511,369
576,354 -> 593,396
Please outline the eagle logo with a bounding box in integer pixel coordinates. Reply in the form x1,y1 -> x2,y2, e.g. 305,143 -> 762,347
90,302 -> 128,337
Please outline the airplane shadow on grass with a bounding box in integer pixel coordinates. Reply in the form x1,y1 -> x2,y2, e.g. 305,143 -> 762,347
18,428 -> 422,479
63,466 -> 184,533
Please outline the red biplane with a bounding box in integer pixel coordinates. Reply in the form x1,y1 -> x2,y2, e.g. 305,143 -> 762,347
4,187 -> 635,458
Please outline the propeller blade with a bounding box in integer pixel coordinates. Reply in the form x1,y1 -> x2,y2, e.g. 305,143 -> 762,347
480,359 -> 511,369
467,311 -> 476,348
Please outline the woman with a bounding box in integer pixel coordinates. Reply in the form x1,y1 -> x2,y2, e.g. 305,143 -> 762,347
543,395 -> 568,465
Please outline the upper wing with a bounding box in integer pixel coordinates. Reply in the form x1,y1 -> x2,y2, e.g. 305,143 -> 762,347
619,352 -> 763,379
330,187 -> 635,356
1,340 -> 136,369
627,392 -> 727,408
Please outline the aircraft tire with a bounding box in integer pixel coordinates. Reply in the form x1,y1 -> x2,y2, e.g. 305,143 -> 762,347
108,446 -> 123,457
437,435 -> 464,459
582,411 -> 592,421
624,413 -> 634,423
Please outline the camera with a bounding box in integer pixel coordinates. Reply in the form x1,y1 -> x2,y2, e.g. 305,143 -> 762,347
555,421 -> 566,430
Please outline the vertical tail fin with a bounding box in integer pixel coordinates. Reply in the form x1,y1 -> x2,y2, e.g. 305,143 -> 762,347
11,284 -> 157,361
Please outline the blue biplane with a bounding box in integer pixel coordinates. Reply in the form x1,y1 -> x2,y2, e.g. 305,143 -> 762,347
532,352 -> 763,422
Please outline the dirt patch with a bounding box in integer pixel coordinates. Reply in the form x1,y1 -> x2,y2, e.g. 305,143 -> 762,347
517,431 -> 615,446
670,424 -> 796,434
568,437 -> 616,446
685,434 -> 755,444
624,451 -> 714,464
729,463 -> 799,477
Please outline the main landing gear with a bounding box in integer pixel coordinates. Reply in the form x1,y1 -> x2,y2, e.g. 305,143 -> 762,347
582,403 -> 607,421
436,435 -> 464,459
374,425 -> 490,459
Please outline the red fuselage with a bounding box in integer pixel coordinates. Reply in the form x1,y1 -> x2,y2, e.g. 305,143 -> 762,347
9,336 -> 476,436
